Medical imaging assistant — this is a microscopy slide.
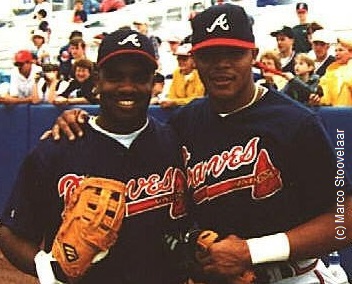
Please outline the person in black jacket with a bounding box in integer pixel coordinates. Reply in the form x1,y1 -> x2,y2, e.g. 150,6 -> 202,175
55,59 -> 99,105
270,26 -> 296,73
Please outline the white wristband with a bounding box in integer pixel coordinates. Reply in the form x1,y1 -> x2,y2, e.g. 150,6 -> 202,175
34,250 -> 64,284
246,233 -> 290,264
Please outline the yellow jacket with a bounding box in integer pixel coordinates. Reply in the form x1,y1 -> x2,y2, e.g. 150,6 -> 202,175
319,60 -> 352,106
167,68 -> 205,105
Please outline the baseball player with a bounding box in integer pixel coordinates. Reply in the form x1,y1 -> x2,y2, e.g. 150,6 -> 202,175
0,29 -> 188,284
173,5 -> 352,283
39,4 -> 352,284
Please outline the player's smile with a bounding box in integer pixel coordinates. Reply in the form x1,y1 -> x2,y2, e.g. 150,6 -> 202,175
210,74 -> 235,87
118,100 -> 134,107
103,91 -> 148,113
96,57 -> 154,134
114,96 -> 139,109
104,88 -> 147,106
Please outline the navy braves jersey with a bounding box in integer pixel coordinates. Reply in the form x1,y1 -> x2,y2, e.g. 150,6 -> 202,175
170,89 -> 351,239
1,116 -> 187,284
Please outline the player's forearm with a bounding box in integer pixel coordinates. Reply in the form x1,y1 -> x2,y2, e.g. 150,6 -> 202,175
244,196 -> 352,265
0,225 -> 39,276
287,196 -> 352,260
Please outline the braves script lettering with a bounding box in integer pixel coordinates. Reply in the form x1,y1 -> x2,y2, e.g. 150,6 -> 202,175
58,167 -> 186,219
183,137 -> 282,202
206,13 -> 229,33
58,174 -> 84,206
126,167 -> 186,219
118,34 -> 141,47
185,137 -> 259,188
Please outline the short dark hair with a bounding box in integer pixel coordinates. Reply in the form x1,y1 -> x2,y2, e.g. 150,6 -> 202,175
37,9 -> 47,18
69,30 -> 83,40
69,37 -> 86,49
153,72 -> 165,84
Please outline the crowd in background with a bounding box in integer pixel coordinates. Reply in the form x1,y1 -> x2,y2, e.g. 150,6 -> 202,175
0,0 -> 352,108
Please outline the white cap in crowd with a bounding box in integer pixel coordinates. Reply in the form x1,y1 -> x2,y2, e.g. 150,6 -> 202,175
174,43 -> 192,56
32,29 -> 48,42
311,29 -> 334,44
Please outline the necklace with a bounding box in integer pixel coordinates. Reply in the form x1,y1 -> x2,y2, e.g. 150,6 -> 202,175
220,85 -> 263,116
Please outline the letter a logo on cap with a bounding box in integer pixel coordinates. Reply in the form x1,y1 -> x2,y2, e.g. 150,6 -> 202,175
118,34 -> 141,47
206,13 -> 229,33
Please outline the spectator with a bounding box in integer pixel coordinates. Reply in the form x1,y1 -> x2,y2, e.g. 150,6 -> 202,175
0,50 -> 41,104
270,26 -> 296,73
150,72 -> 165,104
57,30 -> 83,74
59,37 -> 87,80
168,35 -> 182,54
32,63 -> 69,104
292,2 -> 312,53
31,29 -> 51,65
281,53 -> 323,104
33,0 -> 52,19
256,50 -> 288,90
55,59 -> 98,105
159,43 -> 205,108
315,37 -> 352,106
310,29 -> 336,76
36,9 -> 51,41
133,16 -> 160,61
99,0 -> 125,12
73,0 -> 88,23
68,37 -> 87,63
158,34 -> 183,79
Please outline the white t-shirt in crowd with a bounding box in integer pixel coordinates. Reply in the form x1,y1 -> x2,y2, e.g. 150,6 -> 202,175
9,64 -> 42,97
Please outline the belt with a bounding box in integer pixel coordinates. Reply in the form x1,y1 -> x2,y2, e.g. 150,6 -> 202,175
254,259 -> 319,283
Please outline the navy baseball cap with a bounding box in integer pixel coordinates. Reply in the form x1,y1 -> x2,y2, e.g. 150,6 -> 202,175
191,4 -> 255,52
270,26 -> 295,39
97,29 -> 158,69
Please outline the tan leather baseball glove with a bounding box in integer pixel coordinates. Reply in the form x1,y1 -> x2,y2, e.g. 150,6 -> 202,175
52,177 -> 126,278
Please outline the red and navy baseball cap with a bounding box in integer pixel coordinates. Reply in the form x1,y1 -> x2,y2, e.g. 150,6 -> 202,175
97,29 -> 158,69
296,2 -> 308,12
191,4 -> 255,52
